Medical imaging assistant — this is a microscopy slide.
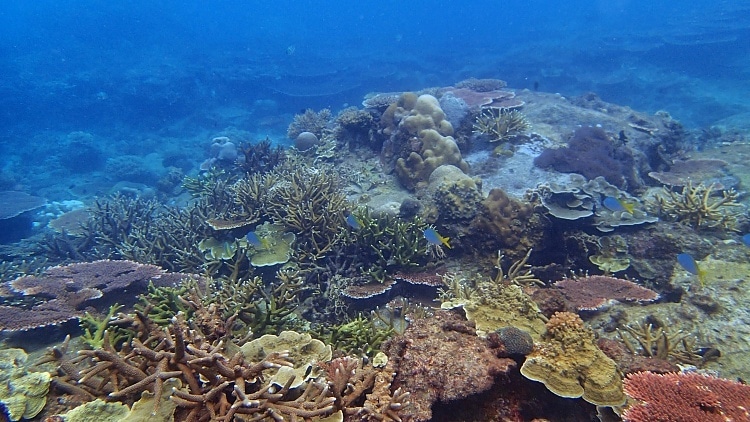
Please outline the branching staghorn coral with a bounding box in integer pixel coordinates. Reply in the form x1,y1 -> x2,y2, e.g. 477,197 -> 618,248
616,317 -> 707,366
40,312 -> 336,421
266,165 -> 348,261
473,108 -> 530,143
287,108 -> 333,139
650,181 -> 744,230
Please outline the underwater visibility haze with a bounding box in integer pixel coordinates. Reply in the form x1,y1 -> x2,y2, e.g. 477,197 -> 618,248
1,1 -> 750,421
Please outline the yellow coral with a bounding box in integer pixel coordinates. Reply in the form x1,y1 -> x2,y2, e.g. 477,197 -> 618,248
520,312 -> 625,406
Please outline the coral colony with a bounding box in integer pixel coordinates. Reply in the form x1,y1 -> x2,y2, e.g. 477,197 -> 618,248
3,78 -> 750,422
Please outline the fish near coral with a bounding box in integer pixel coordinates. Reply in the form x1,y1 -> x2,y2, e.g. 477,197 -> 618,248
602,196 -> 635,214
742,233 -> 750,247
677,253 -> 706,287
345,214 -> 363,231
424,227 -> 451,249
246,231 -> 271,250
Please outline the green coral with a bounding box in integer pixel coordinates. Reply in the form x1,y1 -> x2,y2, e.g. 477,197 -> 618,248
79,303 -> 124,349
346,207 -> 430,282
245,222 -> 296,267
135,282 -> 195,326
0,349 -> 51,422
320,314 -> 395,357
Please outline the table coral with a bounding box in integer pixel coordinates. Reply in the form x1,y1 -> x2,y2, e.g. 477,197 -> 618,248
0,348 -> 50,421
0,260 -> 189,331
520,311 -> 626,406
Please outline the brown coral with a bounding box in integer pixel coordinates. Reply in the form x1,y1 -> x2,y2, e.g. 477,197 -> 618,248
520,312 -> 626,406
384,310 -> 516,421
554,275 -> 659,311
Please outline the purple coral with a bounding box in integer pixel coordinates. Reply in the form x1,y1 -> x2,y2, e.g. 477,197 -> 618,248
534,126 -> 642,191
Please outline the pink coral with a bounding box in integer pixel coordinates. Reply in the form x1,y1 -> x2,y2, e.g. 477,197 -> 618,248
623,371 -> 750,422
554,275 -> 658,311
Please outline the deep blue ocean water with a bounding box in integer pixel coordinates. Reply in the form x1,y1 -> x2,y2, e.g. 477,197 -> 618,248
1,0 -> 749,198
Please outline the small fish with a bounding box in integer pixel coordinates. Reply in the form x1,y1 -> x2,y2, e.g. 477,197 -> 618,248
602,196 -> 635,214
424,228 -> 451,249
742,233 -> 750,247
246,231 -> 270,250
345,214 -> 363,230
677,253 -> 707,287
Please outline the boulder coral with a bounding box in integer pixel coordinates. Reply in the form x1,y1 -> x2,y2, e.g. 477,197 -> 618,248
520,311 -> 625,406
382,93 -> 469,190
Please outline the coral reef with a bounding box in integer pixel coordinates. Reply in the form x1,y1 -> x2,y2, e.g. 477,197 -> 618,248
245,222 -> 296,267
384,310 -> 517,421
0,348 -> 50,421
472,108 -> 530,144
334,107 -> 377,148
534,126 -> 643,191
0,260 -> 189,331
238,136 -> 286,174
440,262 -> 548,340
0,191 -> 46,220
469,187 -> 537,255
520,311 -> 625,406
554,275 -> 659,311
381,93 -> 469,190
240,331 -> 332,389
430,165 -> 483,222
537,175 -> 657,232
287,108 -> 333,139
649,181 -> 744,230
266,165 -> 348,261
622,371 -> 750,422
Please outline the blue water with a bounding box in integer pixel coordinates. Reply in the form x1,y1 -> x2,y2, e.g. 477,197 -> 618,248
1,0 -> 749,197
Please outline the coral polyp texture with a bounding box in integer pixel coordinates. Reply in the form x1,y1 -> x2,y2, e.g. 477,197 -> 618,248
622,371 -> 750,422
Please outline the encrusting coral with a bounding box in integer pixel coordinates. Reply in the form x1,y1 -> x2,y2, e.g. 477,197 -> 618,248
520,311 -> 626,406
0,348 -> 51,421
384,310 -> 517,421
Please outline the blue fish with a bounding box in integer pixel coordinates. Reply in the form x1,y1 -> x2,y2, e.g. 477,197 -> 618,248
424,228 -> 451,249
246,231 -> 270,250
602,196 -> 635,214
677,253 -> 706,287
742,234 -> 750,247
345,214 -> 363,230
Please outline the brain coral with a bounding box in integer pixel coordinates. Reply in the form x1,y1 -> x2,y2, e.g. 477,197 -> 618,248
520,311 -> 625,406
